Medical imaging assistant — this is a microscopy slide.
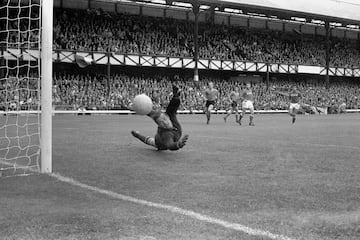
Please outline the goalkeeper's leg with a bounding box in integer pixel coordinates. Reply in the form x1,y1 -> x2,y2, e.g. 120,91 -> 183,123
131,130 -> 157,148
147,84 -> 181,131
166,85 -> 181,115
166,85 -> 182,135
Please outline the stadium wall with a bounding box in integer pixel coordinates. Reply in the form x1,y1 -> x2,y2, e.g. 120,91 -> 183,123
1,109 -> 359,116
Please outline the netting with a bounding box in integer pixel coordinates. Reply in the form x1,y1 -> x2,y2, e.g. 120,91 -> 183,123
0,0 -> 41,177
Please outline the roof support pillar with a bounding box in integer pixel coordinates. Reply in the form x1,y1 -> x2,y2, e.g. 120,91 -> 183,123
192,1 -> 200,82
325,21 -> 330,88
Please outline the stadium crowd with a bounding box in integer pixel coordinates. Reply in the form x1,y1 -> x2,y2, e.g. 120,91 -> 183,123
4,4 -> 360,68
51,8 -> 360,68
1,71 -> 359,112
51,72 -> 360,112
0,74 -> 39,111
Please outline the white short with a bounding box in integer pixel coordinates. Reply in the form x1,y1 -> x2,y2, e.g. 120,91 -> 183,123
242,100 -> 254,109
289,103 -> 300,111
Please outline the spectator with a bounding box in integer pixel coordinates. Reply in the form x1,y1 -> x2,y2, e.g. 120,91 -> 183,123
49,8 -> 360,68
49,72 -> 360,111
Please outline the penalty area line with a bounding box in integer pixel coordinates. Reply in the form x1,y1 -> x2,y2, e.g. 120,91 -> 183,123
49,172 -> 295,240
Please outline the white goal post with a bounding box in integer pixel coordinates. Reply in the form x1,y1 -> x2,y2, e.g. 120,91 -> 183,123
40,0 -> 53,173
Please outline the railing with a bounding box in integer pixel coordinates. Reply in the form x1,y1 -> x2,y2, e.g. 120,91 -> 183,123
1,47 -> 360,77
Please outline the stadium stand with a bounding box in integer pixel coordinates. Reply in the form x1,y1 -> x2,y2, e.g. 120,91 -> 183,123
2,69 -> 359,112
51,72 -> 360,112
2,6 -> 360,113
51,8 -> 360,68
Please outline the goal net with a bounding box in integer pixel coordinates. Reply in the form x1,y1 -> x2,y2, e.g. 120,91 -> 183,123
0,0 -> 52,177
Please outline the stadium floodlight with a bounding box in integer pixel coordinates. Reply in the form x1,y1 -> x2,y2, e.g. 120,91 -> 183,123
172,2 -> 192,8
148,0 -> 167,4
346,24 -> 359,29
330,22 -> 342,27
248,12 -> 266,17
291,17 -> 307,22
199,5 -> 211,10
223,8 -> 242,14
0,0 -> 53,177
311,19 -> 325,25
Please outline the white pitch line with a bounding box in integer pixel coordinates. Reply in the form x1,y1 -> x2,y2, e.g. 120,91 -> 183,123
50,172 -> 295,240
0,159 -> 295,239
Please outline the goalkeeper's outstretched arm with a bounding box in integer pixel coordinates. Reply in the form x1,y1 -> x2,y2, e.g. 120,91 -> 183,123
166,135 -> 189,151
131,130 -> 189,151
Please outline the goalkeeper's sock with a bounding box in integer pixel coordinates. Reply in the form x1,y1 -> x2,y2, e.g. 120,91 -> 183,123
131,130 -> 144,141
131,130 -> 156,147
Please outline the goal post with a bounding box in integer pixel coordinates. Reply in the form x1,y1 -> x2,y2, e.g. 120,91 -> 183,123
40,0 -> 53,173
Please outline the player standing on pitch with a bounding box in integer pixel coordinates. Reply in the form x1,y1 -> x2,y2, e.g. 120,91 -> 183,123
239,82 -> 255,126
131,85 -> 189,151
223,86 -> 240,123
274,86 -> 302,124
204,82 -> 219,124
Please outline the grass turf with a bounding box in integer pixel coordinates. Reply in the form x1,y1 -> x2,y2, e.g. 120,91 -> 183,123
1,113 -> 360,240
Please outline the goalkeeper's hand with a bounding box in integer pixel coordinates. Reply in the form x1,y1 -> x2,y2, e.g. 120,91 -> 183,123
177,134 -> 189,149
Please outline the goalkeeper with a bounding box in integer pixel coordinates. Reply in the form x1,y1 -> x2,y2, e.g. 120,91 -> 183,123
131,85 -> 189,151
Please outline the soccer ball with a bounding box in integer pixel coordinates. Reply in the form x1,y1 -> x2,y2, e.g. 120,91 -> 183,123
132,94 -> 153,115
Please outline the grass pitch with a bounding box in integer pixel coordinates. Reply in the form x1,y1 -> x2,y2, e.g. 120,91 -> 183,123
1,113 -> 360,240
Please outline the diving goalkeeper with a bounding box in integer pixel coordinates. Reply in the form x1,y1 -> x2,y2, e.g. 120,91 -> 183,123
131,85 -> 189,151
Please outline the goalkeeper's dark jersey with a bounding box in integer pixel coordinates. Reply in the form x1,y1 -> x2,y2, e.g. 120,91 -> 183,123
155,127 -> 181,150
